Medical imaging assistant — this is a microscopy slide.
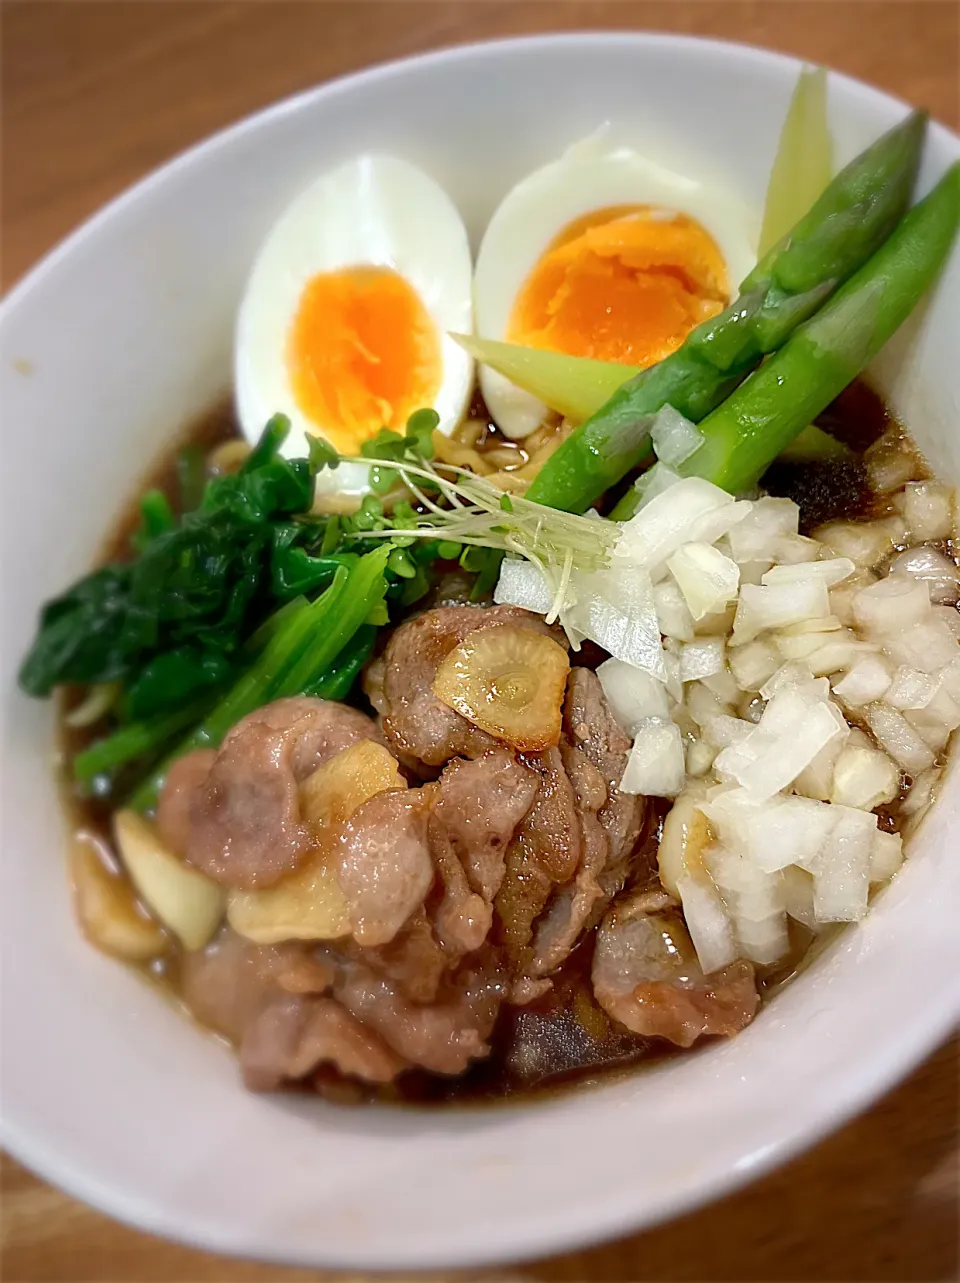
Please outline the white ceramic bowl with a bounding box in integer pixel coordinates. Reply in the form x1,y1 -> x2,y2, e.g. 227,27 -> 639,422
1,33 -> 958,1273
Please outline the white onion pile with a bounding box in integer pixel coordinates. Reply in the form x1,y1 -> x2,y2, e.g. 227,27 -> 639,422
495,471 -> 959,976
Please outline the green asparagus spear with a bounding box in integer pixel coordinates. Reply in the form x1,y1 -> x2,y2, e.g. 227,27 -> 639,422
679,161 -> 960,494
525,110 -> 928,513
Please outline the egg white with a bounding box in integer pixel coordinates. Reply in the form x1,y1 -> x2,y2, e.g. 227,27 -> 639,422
473,131 -> 758,439
235,155 -> 474,495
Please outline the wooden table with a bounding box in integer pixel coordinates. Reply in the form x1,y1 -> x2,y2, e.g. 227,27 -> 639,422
2,3 -> 958,1279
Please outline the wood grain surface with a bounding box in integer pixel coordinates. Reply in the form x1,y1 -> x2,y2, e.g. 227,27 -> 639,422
1,3 -> 958,1280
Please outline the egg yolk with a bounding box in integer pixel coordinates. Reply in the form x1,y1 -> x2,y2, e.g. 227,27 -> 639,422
287,265 -> 441,453
507,205 -> 730,369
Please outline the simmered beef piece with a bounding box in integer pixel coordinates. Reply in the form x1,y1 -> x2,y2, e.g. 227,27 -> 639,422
335,791 -> 433,947
495,746 -> 582,983
563,668 -> 645,877
369,604 -> 561,766
328,948 -> 505,1076
428,749 -> 538,956
591,892 -> 759,1047
240,994 -> 406,1091
179,930 -> 334,1043
157,698 -> 384,889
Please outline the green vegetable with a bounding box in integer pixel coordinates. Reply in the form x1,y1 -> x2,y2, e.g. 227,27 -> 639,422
777,423 -> 852,464
72,698 -> 213,789
129,548 -> 390,810
680,162 -> 960,494
451,333 -> 639,423
526,109 -> 927,514
303,626 -> 377,700
759,67 -> 832,256
19,415 -> 320,703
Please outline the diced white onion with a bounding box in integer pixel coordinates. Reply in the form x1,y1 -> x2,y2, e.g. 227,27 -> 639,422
933,606 -> 960,640
816,520 -> 895,568
728,639 -> 781,691
693,603 -> 738,638
900,766 -> 939,817
701,666 -> 741,705
650,405 -> 704,467
939,656 -> 960,702
885,666 -> 940,710
832,656 -> 892,707
864,702 -> 936,774
867,442 -> 922,494
494,558 -> 554,615
703,715 -> 753,749
776,627 -> 849,662
898,481 -> 955,543
811,806 -> 874,922
806,638 -> 877,678
704,843 -> 789,965
597,657 -> 670,736
733,579 -> 831,643
662,650 -> 683,704
571,567 -> 666,681
773,535 -> 822,565
762,557 -> 856,588
794,734 -> 848,802
904,693 -> 960,749
889,546 -> 960,606
653,580 -> 695,641
618,478 -> 750,574
632,462 -> 682,510
726,497 -> 799,563
713,684 -> 844,800
884,619 -> 958,674
679,637 -> 725,683
686,681 -> 732,729
779,614 -> 843,637
759,664 -> 830,702
667,542 -> 740,621
702,788 -> 835,874
830,744 -> 900,810
852,574 -> 931,636
870,830 -> 903,883
620,718 -> 686,797
685,738 -> 717,777
675,872 -> 737,974
780,865 -> 818,929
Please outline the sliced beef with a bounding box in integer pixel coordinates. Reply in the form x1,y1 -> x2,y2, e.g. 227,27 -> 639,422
157,748 -> 217,858
494,747 -> 582,972
431,750 -> 538,902
240,994 -> 407,1091
159,698 -> 384,890
335,790 -> 433,947
180,929 -> 334,1044
331,950 -> 505,1076
525,745 -> 609,980
563,668 -> 645,875
426,749 -> 537,957
182,930 -> 405,1090
591,892 -> 759,1048
370,604 -> 560,766
339,912 -> 448,1004
431,833 -> 492,956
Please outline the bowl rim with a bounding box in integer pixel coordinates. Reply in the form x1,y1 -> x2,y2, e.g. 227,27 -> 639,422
2,29 -> 959,1272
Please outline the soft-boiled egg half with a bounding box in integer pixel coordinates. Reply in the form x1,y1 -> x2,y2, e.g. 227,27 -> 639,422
236,155 -> 474,494
473,132 -> 757,438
